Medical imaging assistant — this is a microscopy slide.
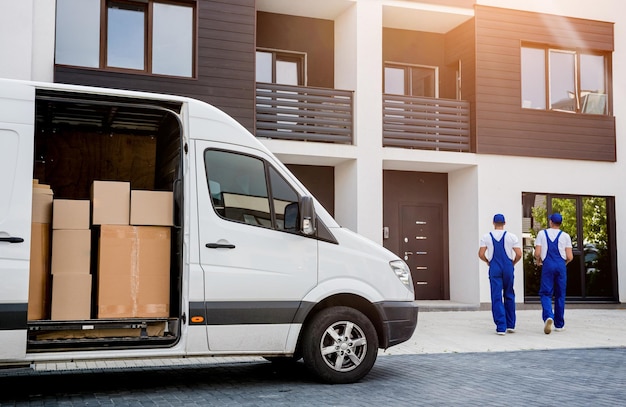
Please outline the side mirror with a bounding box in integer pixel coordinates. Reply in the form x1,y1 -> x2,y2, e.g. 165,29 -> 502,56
300,196 -> 316,236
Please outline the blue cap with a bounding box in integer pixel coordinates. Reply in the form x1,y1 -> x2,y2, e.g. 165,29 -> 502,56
493,214 -> 505,223
550,213 -> 563,224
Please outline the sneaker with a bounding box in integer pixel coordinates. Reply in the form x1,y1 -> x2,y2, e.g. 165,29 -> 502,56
544,318 -> 553,334
555,326 -> 565,332
496,331 -> 506,336
506,328 -> 516,333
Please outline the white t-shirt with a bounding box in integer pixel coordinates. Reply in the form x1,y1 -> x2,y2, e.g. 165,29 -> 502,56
534,228 -> 573,260
479,230 -> 521,261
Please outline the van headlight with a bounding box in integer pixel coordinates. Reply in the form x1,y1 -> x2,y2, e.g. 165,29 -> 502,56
390,260 -> 413,293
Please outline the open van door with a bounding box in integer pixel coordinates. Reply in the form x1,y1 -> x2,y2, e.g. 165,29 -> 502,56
0,80 -> 35,362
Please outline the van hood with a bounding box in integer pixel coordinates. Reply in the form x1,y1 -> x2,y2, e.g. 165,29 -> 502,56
328,226 -> 400,262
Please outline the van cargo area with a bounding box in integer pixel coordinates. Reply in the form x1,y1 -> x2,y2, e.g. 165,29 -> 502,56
27,89 -> 184,352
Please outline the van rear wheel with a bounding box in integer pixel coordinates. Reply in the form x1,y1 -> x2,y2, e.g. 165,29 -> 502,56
302,306 -> 378,384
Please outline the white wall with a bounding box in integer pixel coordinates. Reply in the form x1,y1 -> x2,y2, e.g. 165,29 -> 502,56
0,0 -> 55,82
474,154 -> 625,303
0,1 -> 34,80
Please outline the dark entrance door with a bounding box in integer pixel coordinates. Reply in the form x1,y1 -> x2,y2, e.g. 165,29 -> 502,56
400,204 -> 444,299
383,170 -> 448,300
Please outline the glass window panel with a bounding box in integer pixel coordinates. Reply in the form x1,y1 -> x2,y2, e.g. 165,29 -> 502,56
549,50 -> 576,111
256,51 -> 273,83
582,197 -> 611,296
276,60 -> 298,85
580,54 -> 606,114
410,67 -> 436,97
384,67 -> 405,95
55,0 -> 100,67
205,150 -> 270,226
152,3 -> 193,77
269,167 -> 299,231
107,3 -> 145,70
550,197 -> 577,248
521,47 -> 546,109
523,193 -> 546,297
580,54 -> 605,94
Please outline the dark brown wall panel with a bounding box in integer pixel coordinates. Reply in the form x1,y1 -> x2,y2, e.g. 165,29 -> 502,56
286,165 -> 334,217
256,12 -> 334,88
55,0 -> 256,133
474,5 -> 615,161
383,28 -> 445,67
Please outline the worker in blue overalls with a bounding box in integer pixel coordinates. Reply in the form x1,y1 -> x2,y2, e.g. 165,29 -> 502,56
479,214 -> 522,335
534,213 -> 573,334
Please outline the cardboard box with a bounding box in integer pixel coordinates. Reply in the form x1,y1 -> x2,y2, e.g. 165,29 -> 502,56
91,181 -> 130,225
53,199 -> 90,230
50,273 -> 92,320
28,223 -> 51,320
130,190 -> 174,226
97,225 -> 170,318
51,230 -> 91,274
32,184 -> 54,223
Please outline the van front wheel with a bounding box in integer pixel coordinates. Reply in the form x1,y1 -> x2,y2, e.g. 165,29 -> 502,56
302,306 -> 378,384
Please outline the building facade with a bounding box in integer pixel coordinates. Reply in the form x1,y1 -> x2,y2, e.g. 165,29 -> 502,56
1,0 -> 623,306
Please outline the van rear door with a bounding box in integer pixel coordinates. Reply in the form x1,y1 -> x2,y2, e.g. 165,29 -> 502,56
0,81 -> 35,362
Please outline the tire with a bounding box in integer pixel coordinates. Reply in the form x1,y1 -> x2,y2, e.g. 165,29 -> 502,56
302,306 -> 379,384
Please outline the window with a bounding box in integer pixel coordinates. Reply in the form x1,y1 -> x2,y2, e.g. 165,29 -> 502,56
522,193 -> 616,301
521,46 -> 608,114
55,0 -> 101,68
256,50 -> 305,85
55,0 -> 195,77
205,150 -> 300,232
384,63 -> 438,97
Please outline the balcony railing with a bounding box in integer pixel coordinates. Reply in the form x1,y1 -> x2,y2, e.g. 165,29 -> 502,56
256,83 -> 353,144
383,94 -> 470,152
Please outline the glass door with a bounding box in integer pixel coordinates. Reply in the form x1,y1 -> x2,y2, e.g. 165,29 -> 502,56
522,193 -> 617,301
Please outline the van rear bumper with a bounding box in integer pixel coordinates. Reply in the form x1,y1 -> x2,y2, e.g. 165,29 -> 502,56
374,301 -> 418,349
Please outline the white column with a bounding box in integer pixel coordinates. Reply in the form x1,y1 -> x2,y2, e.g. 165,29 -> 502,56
448,166 -> 480,304
32,0 -> 56,82
334,1 -> 384,244
0,0 -> 55,82
0,1 -> 34,80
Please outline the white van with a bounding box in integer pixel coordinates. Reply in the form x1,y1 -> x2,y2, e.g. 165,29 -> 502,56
0,79 -> 417,384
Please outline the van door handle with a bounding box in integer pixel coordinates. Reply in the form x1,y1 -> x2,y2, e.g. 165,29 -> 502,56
0,237 -> 24,243
206,243 -> 236,249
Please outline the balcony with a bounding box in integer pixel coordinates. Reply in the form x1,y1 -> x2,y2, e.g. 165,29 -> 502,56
383,94 -> 471,152
255,83 -> 354,144
256,84 -> 471,152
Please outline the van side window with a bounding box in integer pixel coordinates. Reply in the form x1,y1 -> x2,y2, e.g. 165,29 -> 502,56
269,167 -> 299,232
204,150 -> 299,231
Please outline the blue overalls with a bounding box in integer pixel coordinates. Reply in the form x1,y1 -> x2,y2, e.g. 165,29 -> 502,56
539,230 -> 567,328
489,232 -> 516,333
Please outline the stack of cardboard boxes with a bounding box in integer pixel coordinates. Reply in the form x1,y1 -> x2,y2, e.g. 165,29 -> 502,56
50,199 -> 92,320
28,180 -> 54,320
28,179 -> 173,322
94,181 -> 173,319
